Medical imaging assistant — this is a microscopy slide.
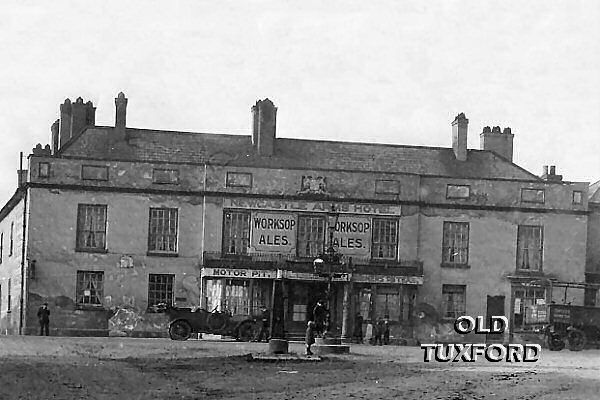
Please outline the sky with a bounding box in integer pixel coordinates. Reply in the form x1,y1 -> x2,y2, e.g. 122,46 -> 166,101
0,0 -> 598,207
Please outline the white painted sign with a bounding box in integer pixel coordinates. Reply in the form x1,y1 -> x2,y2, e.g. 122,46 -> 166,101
353,273 -> 423,285
251,212 -> 297,253
225,198 -> 401,216
201,267 -> 277,279
332,216 -> 372,257
281,270 -> 350,282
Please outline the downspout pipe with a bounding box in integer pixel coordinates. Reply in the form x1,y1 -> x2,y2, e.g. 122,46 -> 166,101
19,152 -> 28,335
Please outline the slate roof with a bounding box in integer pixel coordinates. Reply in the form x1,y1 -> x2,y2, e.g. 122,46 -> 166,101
63,127 -> 542,181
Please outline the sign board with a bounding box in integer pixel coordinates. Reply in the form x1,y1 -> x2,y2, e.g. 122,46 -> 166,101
201,267 -> 277,279
251,212 -> 297,253
225,198 -> 401,216
332,216 -> 372,257
281,270 -> 350,282
353,273 -> 423,285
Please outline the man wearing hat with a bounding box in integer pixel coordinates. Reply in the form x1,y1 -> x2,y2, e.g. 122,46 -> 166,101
37,302 -> 50,336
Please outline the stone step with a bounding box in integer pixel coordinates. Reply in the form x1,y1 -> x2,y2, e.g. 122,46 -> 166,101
313,344 -> 351,355
315,337 -> 342,345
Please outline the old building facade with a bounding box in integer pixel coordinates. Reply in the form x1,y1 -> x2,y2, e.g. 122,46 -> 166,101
0,93 -> 591,342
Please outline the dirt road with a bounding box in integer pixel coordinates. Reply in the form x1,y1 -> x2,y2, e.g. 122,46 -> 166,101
0,336 -> 598,399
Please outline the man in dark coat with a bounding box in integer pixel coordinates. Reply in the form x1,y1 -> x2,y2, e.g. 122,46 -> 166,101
312,300 -> 327,337
37,302 -> 50,336
353,312 -> 364,343
255,305 -> 270,342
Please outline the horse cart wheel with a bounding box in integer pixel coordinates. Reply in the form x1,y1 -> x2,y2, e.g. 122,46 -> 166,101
169,320 -> 192,341
546,333 -> 565,351
567,329 -> 586,351
236,321 -> 259,342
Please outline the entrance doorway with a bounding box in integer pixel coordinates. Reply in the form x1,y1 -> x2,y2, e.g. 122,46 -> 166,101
287,281 -> 327,334
486,295 -> 505,342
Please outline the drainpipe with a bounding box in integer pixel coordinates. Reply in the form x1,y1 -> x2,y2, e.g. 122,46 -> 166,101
19,152 -> 29,335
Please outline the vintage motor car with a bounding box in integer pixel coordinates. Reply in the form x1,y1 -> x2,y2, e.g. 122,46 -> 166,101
152,303 -> 261,341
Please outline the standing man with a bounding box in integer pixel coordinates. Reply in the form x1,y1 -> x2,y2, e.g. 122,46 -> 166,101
37,302 -> 50,336
353,312 -> 364,344
255,305 -> 270,342
312,300 -> 327,337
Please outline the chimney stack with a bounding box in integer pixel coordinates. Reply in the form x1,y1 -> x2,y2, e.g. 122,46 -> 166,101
541,165 -> 563,182
51,119 -> 60,154
59,99 -> 72,149
110,92 -> 128,147
452,113 -> 468,162
251,99 -> 277,156
480,125 -> 514,162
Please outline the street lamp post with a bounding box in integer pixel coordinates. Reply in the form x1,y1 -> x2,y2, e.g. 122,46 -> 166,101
313,205 -> 342,337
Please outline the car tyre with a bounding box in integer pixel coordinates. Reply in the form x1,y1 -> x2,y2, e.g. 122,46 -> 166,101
169,320 -> 192,341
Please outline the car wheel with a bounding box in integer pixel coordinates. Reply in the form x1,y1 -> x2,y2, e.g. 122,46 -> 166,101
237,321 -> 258,342
567,330 -> 586,351
169,320 -> 192,341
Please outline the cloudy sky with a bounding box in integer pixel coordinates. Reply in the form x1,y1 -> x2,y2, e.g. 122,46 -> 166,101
0,0 -> 598,206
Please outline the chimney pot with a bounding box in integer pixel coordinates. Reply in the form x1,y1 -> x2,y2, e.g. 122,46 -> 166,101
503,127 -> 512,135
550,166 -> 556,175
115,92 -> 128,129
482,126 -> 491,133
492,126 -> 501,134
543,165 -> 549,175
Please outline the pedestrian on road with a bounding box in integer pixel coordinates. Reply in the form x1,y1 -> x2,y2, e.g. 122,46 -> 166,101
312,300 -> 327,337
255,305 -> 270,342
353,312 -> 364,344
37,302 -> 50,336
305,321 -> 316,356
372,318 -> 383,346
383,315 -> 390,345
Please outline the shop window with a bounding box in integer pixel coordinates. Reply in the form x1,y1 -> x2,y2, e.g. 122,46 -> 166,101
375,291 -> 401,321
76,271 -> 104,307
148,274 -> 174,308
297,216 -> 325,257
148,207 -> 178,254
224,280 -> 250,316
441,222 -> 469,265
513,288 -> 547,330
152,168 -> 179,184
222,211 -> 250,255
521,188 -> 545,204
81,165 -> 108,181
442,284 -> 466,320
573,191 -> 583,205
446,184 -> 470,199
293,304 -> 307,322
226,172 -> 252,188
76,204 -> 107,251
250,283 -> 269,316
516,225 -> 543,271
358,288 -> 372,320
206,279 -> 224,311
371,218 -> 398,259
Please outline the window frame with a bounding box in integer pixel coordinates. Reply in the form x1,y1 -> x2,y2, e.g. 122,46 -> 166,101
222,210 -> 251,256
75,204 -> 108,253
371,218 -> 399,260
76,270 -> 104,308
81,165 -> 109,181
38,162 -> 50,178
572,191 -> 583,205
148,273 -> 175,309
226,172 -> 253,188
516,225 -> 544,271
512,286 -> 547,331
441,284 -> 466,321
441,221 -> 470,267
296,214 -> 326,258
375,179 -> 400,195
152,168 -> 179,185
520,188 -> 545,204
446,184 -> 471,199
147,207 -> 179,256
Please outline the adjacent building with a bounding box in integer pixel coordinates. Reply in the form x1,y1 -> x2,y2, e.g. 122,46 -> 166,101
0,93 -> 592,342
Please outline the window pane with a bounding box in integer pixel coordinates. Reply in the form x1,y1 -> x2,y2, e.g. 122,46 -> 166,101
223,211 -> 250,255
77,205 -> 107,250
442,222 -> 469,264
148,208 -> 178,252
371,219 -> 398,259
76,271 -> 104,306
516,225 -> 543,271
148,274 -> 174,307
297,216 -> 325,257
442,285 -> 466,320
